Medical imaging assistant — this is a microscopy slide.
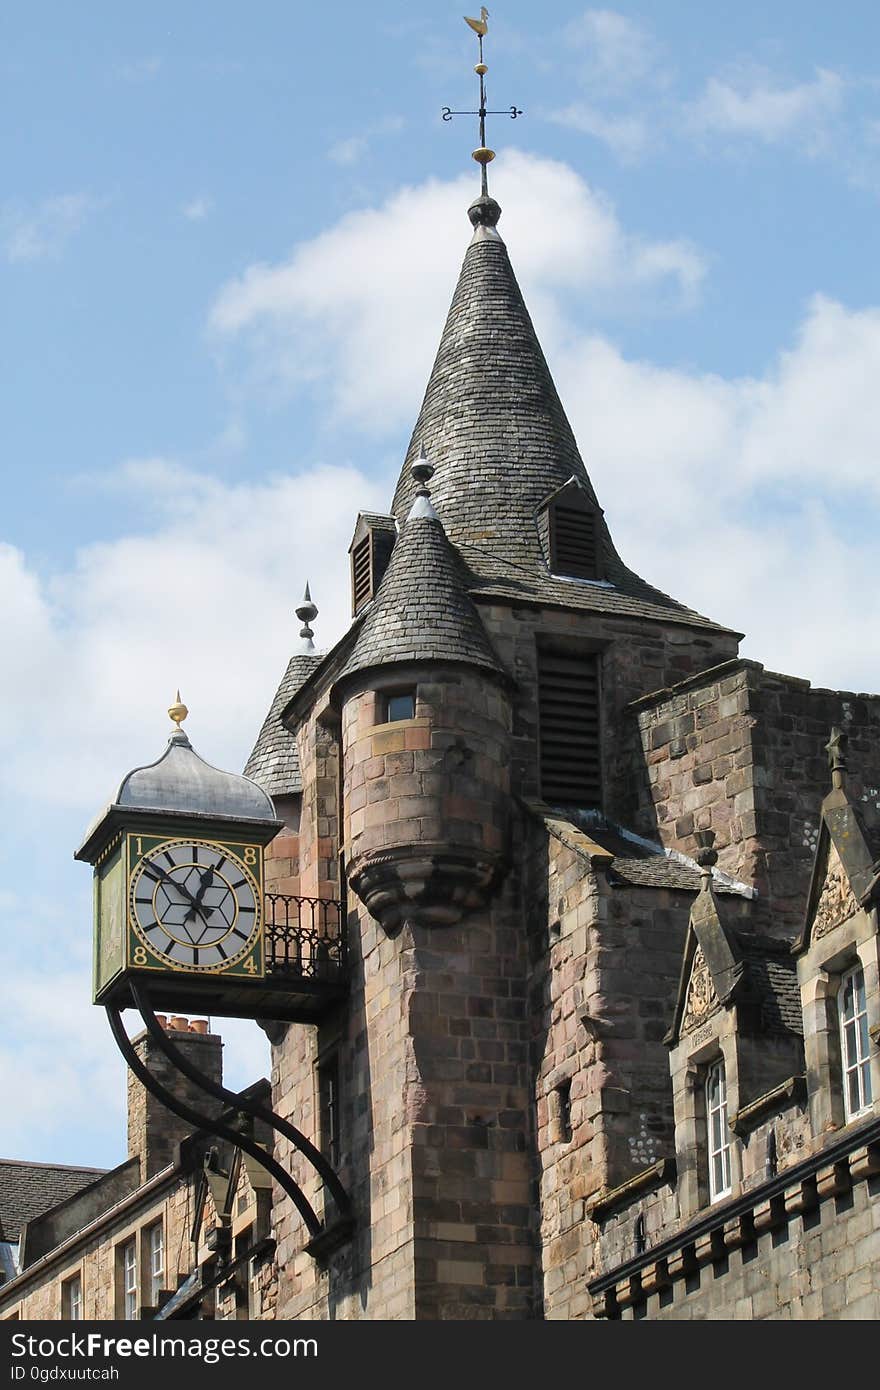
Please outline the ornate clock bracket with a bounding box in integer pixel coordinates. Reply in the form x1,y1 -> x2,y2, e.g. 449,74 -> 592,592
106,984 -> 355,1262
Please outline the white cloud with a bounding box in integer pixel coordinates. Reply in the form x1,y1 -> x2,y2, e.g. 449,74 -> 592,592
329,136 -> 368,166
564,9 -> 660,93
1,194 -> 100,263
553,293 -> 880,688
182,196 -> 213,222
208,152 -> 706,431
328,116 -> 404,168
0,461 -> 390,814
544,102 -> 648,162
693,66 -> 845,147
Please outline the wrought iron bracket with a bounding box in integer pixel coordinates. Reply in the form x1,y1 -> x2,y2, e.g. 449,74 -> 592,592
106,984 -> 355,1260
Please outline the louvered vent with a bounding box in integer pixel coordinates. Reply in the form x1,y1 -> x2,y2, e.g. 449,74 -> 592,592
351,535 -> 372,614
550,498 -> 600,580
538,650 -> 602,806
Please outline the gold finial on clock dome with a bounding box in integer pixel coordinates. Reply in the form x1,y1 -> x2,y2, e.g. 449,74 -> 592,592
168,690 -> 189,728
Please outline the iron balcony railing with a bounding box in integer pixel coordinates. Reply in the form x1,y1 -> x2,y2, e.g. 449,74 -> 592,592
264,893 -> 347,985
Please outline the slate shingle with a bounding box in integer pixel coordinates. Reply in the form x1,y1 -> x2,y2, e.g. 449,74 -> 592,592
0,1160 -> 107,1242
243,652 -> 323,796
734,932 -> 803,1036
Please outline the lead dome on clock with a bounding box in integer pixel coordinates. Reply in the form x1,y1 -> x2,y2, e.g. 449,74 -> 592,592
114,724 -> 276,822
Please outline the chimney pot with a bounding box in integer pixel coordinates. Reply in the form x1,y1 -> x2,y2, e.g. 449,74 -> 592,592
189,1019 -> 209,1035
170,1015 -> 189,1031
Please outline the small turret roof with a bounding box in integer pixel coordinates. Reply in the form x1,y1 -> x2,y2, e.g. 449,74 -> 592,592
336,500 -> 503,686
244,652 -> 323,796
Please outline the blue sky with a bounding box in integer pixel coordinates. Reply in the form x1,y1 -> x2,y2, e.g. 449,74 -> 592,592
4,2 -> 880,1168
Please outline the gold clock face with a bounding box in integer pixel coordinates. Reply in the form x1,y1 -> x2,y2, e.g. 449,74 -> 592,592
128,837 -> 261,972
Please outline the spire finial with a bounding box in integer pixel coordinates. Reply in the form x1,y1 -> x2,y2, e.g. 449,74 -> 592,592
407,445 -> 438,521
295,582 -> 319,652
411,443 -> 435,496
441,12 -> 521,213
694,829 -> 718,889
168,690 -> 188,729
826,725 -> 848,791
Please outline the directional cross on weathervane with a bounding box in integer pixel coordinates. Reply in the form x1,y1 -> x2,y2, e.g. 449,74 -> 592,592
442,9 -> 523,198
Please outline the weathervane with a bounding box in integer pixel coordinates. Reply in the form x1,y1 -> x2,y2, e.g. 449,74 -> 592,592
442,9 -> 523,198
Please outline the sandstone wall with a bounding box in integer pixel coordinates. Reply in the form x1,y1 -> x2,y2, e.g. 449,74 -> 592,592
630,661 -> 880,931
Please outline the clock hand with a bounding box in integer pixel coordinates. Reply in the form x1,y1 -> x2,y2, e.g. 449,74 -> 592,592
185,867 -> 217,934
141,859 -> 210,928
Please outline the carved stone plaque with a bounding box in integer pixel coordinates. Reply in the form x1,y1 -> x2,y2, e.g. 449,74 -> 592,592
813,840 -> 859,940
682,944 -> 720,1034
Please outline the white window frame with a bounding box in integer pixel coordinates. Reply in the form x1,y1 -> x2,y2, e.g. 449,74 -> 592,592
62,1272 -> 82,1321
840,964 -> 873,1121
706,1058 -> 732,1203
121,1238 -> 137,1320
147,1223 -> 164,1306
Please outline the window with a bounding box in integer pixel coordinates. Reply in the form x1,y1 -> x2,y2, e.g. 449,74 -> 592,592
118,1239 -> 137,1320
840,965 -> 873,1121
537,648 -> 601,807
384,690 -> 415,723
61,1273 -> 82,1321
706,1060 -> 732,1202
319,1054 -> 341,1168
147,1222 -> 164,1307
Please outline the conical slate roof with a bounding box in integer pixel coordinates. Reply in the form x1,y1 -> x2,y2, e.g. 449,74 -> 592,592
391,205 -> 733,633
337,498 -> 503,685
244,652 -> 323,796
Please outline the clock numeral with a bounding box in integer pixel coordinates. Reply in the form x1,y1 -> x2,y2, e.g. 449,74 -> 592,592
132,945 -> 148,966
242,954 -> 258,975
135,836 -> 144,857
243,846 -> 257,866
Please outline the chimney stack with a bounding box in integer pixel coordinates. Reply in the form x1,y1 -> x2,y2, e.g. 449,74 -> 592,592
126,1017 -> 223,1179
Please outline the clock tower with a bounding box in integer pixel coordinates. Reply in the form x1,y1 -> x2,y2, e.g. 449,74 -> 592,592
76,695 -> 286,1022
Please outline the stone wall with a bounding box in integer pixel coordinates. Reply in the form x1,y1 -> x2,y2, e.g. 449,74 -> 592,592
590,1127 -> 880,1320
476,602 -> 737,823
630,660 -> 880,932
525,817 -> 701,1319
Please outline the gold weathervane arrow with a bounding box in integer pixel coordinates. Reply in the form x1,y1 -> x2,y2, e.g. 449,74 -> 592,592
442,10 -> 523,198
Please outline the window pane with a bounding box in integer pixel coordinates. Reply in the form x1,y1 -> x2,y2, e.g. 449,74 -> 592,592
859,1059 -> 873,1106
386,693 -> 415,722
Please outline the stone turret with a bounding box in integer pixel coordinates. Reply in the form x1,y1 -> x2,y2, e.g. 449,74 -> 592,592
335,455 -> 512,933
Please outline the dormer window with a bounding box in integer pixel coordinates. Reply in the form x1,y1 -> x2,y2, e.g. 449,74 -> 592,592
349,513 -> 396,616
538,481 -> 602,582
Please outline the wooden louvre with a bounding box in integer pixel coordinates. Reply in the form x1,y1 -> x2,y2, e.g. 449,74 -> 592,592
351,535 -> 372,613
351,527 -> 396,616
550,495 -> 600,580
538,649 -> 602,806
